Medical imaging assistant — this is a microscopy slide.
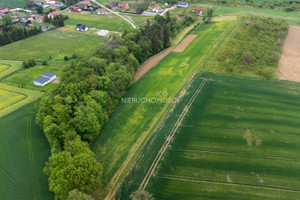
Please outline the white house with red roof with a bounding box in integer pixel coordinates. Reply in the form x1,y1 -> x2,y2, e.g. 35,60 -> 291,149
97,9 -> 106,15
48,11 -> 59,19
194,7 -> 202,15
152,5 -> 163,13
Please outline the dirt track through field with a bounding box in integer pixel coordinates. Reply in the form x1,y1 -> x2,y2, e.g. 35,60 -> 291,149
132,47 -> 174,84
160,174 -> 300,193
139,79 -> 207,191
173,34 -> 198,52
279,26 -> 300,82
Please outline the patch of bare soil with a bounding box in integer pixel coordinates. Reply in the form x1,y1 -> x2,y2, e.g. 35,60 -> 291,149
132,46 -> 174,84
173,34 -> 198,53
279,26 -> 300,82
52,77 -> 60,84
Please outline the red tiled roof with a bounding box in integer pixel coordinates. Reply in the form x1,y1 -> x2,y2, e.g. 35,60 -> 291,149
98,9 -> 106,12
194,7 -> 201,11
119,2 -> 128,7
49,11 -> 59,17
0,9 -> 10,14
80,1 -> 90,5
155,5 -> 161,10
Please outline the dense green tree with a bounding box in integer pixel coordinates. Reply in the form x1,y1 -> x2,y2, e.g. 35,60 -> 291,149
44,139 -> 102,200
67,189 -> 95,200
36,5 -> 43,14
2,15 -> 12,26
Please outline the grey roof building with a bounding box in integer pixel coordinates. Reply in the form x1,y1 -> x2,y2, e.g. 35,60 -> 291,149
34,71 -> 56,87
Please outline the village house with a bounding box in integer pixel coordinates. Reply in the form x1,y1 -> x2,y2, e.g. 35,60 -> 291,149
178,1 -> 189,8
76,24 -> 88,31
152,5 -> 163,13
48,11 -> 59,19
35,14 -> 45,23
0,9 -> 10,15
70,6 -> 81,12
46,0 -> 56,5
119,2 -> 129,9
21,18 -> 34,27
108,1 -> 120,7
34,1 -> 44,6
78,1 -> 91,9
194,7 -> 202,15
43,5 -> 50,9
34,72 -> 56,87
54,1 -> 64,7
97,9 -> 106,15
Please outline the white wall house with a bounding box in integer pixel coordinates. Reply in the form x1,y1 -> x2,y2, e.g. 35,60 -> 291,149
152,5 -> 163,13
34,72 -> 56,87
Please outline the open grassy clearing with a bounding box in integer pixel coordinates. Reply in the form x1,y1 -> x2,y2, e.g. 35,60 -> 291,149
91,21 -> 233,197
169,4 -> 300,25
0,0 -> 24,8
202,17 -> 288,78
64,13 -> 133,32
3,64 -> 64,91
0,103 -> 53,200
129,15 -> 155,26
0,83 -> 43,118
0,60 -> 23,79
120,73 -> 300,199
0,29 -> 107,60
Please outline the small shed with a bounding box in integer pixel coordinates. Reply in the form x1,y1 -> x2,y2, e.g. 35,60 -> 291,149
34,71 -> 56,87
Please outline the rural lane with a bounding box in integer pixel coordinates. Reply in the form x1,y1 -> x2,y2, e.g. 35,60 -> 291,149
91,0 -> 137,29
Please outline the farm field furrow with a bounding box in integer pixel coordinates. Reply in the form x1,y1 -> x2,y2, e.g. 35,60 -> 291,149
119,73 -> 300,200
0,60 -> 23,79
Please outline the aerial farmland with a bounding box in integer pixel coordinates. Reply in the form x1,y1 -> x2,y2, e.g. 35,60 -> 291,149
0,0 -> 300,200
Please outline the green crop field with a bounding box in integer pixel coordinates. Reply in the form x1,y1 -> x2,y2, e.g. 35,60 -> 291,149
0,103 -> 53,200
0,0 -> 24,8
0,29 -> 107,60
91,20 -> 234,196
169,4 -> 300,25
119,73 -> 300,200
3,64 -> 64,91
0,83 -> 43,118
64,13 -> 133,32
0,60 -> 23,79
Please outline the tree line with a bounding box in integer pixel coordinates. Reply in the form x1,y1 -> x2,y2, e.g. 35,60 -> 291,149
0,24 -> 41,46
36,13 -> 193,199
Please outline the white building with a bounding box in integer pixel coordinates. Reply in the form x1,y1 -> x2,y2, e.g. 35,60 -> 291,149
34,71 -> 56,87
152,5 -> 163,13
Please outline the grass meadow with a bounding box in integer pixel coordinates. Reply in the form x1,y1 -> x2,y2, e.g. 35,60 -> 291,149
0,103 -> 53,200
64,13 -> 133,32
0,60 -> 23,79
0,29 -> 107,60
120,73 -> 300,200
168,4 -> 300,25
91,20 -> 233,194
0,0 -> 24,8
3,64 -> 64,91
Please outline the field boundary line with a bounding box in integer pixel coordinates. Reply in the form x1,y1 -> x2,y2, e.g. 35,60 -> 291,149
181,124 -> 300,137
171,148 -> 300,161
0,64 -> 10,73
159,174 -> 300,193
193,106 -> 300,120
139,79 -> 207,191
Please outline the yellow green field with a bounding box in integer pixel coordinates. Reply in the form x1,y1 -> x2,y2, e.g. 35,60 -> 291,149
0,60 -> 23,79
0,83 -> 43,118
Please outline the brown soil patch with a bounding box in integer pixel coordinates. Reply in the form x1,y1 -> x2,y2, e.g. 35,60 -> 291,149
132,46 -> 174,84
52,77 -> 60,84
279,26 -> 300,82
173,34 -> 197,53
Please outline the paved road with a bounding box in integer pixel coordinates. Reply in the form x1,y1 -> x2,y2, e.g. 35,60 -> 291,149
91,0 -> 137,29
